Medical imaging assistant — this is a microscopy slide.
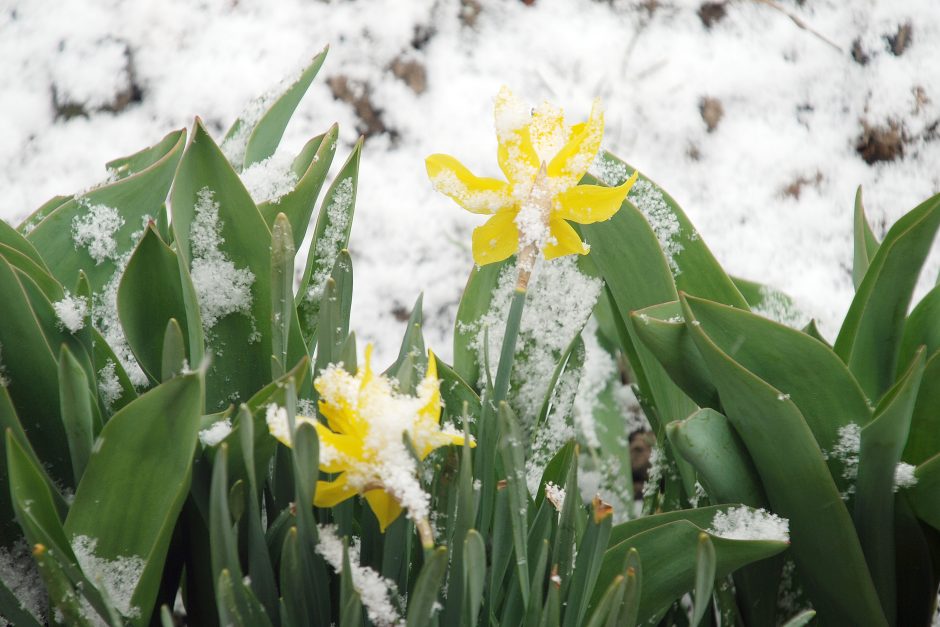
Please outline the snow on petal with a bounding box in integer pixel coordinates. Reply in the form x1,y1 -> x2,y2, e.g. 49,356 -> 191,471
425,154 -> 513,214
547,99 -> 604,187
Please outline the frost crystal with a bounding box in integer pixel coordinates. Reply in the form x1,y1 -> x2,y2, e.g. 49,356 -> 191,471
629,179 -> 682,275
198,418 -> 233,447
589,152 -> 630,187
642,445 -> 665,499
240,152 -> 298,204
72,200 -> 124,264
53,292 -> 88,333
709,506 -> 790,542
71,535 -> 145,618
97,360 -> 123,410
0,540 -> 47,623
894,462 -> 917,492
316,525 -> 403,627
306,177 -> 354,303
752,285 -> 808,329
190,188 -> 256,333
544,481 -> 566,512
831,422 -> 861,497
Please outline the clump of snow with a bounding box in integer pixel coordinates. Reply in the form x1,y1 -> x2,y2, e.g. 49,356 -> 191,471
72,200 -> 124,264
589,152 -> 630,187
240,152 -> 298,204
629,179 -> 682,275
688,481 -> 708,508
894,462 -> 918,491
572,321 -> 615,449
709,506 -> 790,543
305,177 -> 354,303
0,540 -> 47,624
831,422 -> 861,497
525,362 -> 579,495
544,481 -> 566,511
642,445 -> 665,500
53,291 -> 88,333
71,535 -> 145,618
316,525 -> 403,627
97,360 -> 123,410
221,96 -> 277,168
189,188 -> 257,334
198,418 -> 232,447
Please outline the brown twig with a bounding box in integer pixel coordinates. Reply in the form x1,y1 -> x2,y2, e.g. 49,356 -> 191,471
753,0 -> 843,54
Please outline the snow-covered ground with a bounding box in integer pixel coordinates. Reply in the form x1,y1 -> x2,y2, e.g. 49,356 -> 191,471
3,0 -> 939,365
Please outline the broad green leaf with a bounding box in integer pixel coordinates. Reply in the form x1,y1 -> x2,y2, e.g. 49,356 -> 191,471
855,348 -> 924,620
681,294 -> 872,490
297,141 -> 362,337
597,520 -> 787,624
893,495 -> 936,627
16,194 -> 72,236
118,225 -> 193,384
170,120 -> 273,409
406,546 -> 448,627
58,345 -> 95,482
0,218 -> 51,270
834,191 -> 940,400
731,276 -> 806,329
588,152 -> 748,309
258,125 -> 339,249
907,453 -> 940,532
106,129 -> 188,181
64,372 -> 203,624
680,295 -> 887,625
224,48 -> 328,170
26,129 -> 186,292
853,186 -> 880,290
899,282 -> 940,368
632,301 -> 718,409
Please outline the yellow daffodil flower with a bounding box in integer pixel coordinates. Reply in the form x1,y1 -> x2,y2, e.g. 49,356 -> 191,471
267,345 -> 469,533
426,86 -> 638,266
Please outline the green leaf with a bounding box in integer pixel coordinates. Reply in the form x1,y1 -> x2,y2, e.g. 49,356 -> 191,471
64,372 -> 204,624
584,574 -> 624,627
538,575 -> 561,627
834,191 -> 940,400
452,261 -> 506,388
680,295 -> 887,626
162,319 -> 187,382
598,519 -> 787,624
58,344 -> 95,482
118,225 -> 193,384
297,141 -> 362,338
632,301 -> 718,409
562,500 -> 612,627
26,129 -> 186,292
406,546 -> 448,627
0,217 -> 52,271
170,119 -> 273,409
258,126 -> 339,249
0,574 -> 43,627
691,533 -> 716,627
339,541 -> 363,627
106,129 -> 189,181
780,609 -> 817,627
907,453 -> 940,532
498,402 -> 530,605
464,529 -> 486,627
855,348 -> 924,621
588,152 -> 748,308
32,544 -> 96,627
853,186 -> 880,290
226,48 -> 329,170
617,549 -> 641,627
270,213 -> 295,378
216,568 -> 273,627
680,293 -> 872,492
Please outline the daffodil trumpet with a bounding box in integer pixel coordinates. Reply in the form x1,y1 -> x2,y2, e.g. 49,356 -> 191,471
267,345 -> 471,548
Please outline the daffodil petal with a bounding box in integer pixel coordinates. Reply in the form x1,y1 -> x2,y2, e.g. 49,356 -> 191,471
547,99 -> 604,187
267,412 -> 319,448
494,87 -> 540,188
313,474 -> 357,508
426,154 -> 513,214
472,210 -> 520,266
364,489 -> 404,532
544,217 -> 589,260
417,352 -> 442,424
312,422 -> 360,473
552,172 -> 637,224
530,101 -> 567,163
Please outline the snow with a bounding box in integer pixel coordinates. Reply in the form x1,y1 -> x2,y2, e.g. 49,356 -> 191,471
629,179 -> 683,275
316,524 -> 403,627
198,418 -> 232,447
71,534 -> 145,618
305,177 -> 354,303
53,291 -> 88,333
544,481 -> 566,512
189,187 -> 257,334
97,360 -> 123,410
240,152 -> 298,204
893,461 -> 918,491
0,540 -> 47,624
830,422 -> 861,497
709,506 -> 790,543
71,201 -> 124,265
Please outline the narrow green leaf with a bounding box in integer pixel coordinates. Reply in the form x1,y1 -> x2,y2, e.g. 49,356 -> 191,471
160,605 -> 174,627
32,544 -> 95,627
538,575 -> 561,627
452,260 -> 507,387
780,609 -> 817,627
0,574 -> 43,627
340,540 -> 364,627
617,549 -> 641,627
691,533 -> 716,627
58,344 -> 95,482
835,191 -> 940,399
523,539 -> 550,627
855,348 -> 924,621
584,575 -> 624,627
161,319 -> 187,382
216,568 -> 273,627
464,529 -> 486,627
853,186 -> 880,290
562,499 -> 613,627
907,453 -> 940,532
271,213 -> 295,379
498,401 -> 530,605
406,546 -> 447,627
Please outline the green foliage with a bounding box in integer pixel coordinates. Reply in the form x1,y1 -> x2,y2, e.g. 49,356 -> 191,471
0,49 -> 936,627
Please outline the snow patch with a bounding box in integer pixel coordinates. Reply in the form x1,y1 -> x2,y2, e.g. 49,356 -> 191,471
71,535 -> 145,618
198,418 -> 233,447
709,506 -> 790,543
53,292 -> 88,333
240,152 -> 298,204
72,200 -> 124,264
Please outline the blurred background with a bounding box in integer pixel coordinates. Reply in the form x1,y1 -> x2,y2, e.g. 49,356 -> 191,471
2,0 -> 938,365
